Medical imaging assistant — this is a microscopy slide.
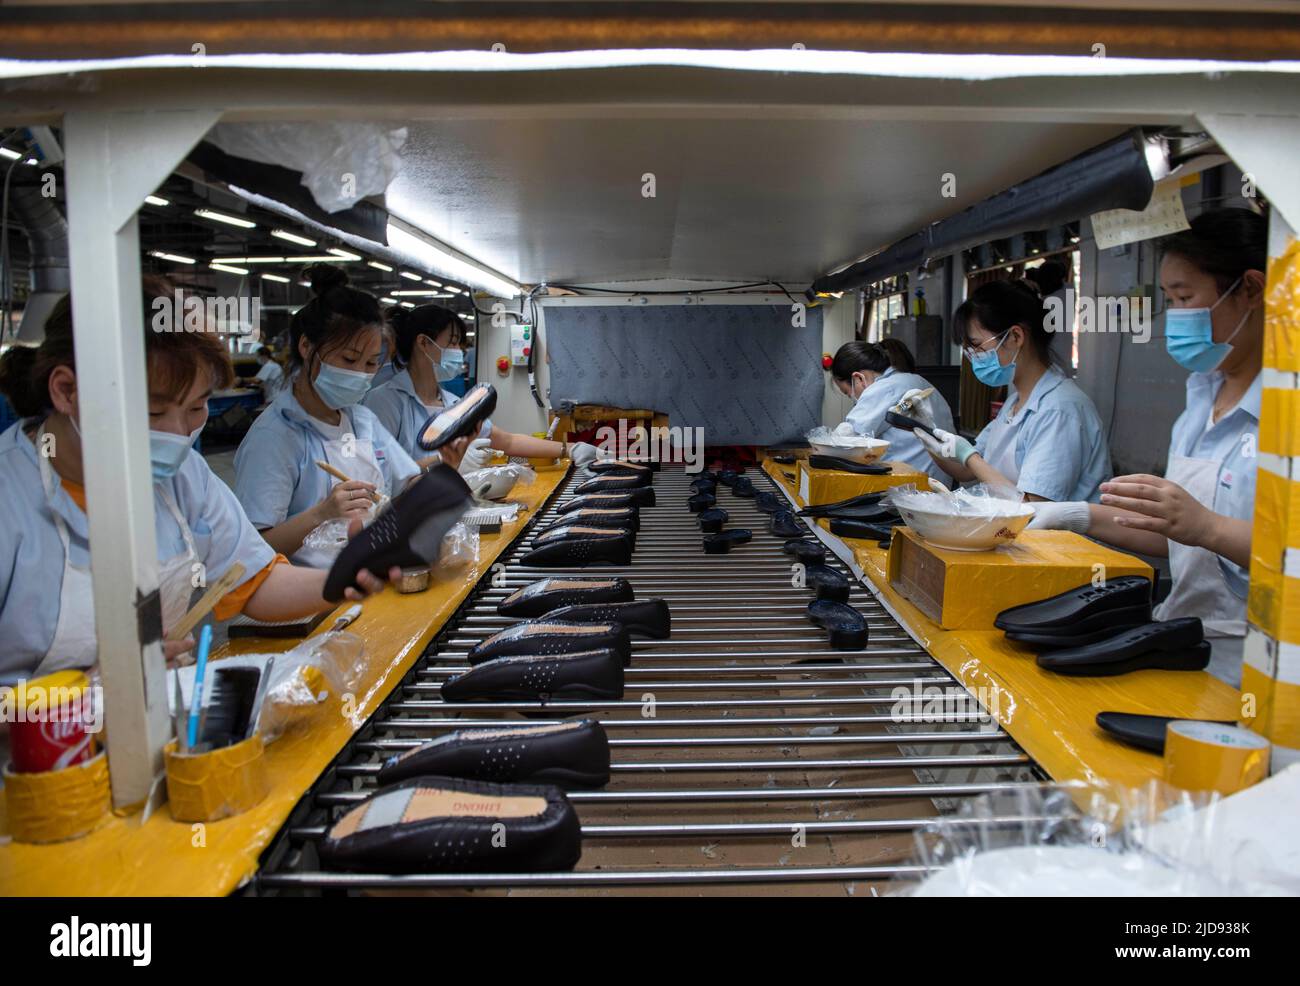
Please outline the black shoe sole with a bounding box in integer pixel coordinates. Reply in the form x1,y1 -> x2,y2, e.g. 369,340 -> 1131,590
704,530 -> 752,554
994,576 -> 1154,633
806,599 -> 869,650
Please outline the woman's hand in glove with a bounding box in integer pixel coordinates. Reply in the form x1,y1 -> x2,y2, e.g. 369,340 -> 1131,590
1025,500 -> 1092,534
456,438 -> 494,474
569,441 -> 606,467
914,427 -> 976,465
896,389 -> 936,429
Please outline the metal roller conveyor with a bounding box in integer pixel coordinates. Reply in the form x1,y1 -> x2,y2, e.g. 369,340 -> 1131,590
255,464 -> 1045,896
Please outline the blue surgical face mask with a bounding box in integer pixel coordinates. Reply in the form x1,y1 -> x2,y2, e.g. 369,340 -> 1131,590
312,361 -> 375,409
428,338 -> 464,383
1165,277 -> 1247,374
968,331 -> 1018,388
150,425 -> 202,483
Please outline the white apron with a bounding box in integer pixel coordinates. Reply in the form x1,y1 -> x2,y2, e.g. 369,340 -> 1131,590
981,411 -> 1021,485
1152,454 -> 1246,686
34,429 -> 200,676
293,425 -> 387,569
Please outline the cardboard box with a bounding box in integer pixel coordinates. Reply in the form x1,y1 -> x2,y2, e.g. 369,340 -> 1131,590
886,528 -> 1154,630
798,459 -> 929,507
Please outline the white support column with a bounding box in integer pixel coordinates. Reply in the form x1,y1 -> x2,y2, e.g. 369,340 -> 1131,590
62,109 -> 221,808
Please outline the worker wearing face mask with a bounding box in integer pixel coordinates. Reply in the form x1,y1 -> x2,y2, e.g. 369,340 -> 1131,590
0,279 -> 396,687
1028,208 -> 1267,685
364,303 -> 606,473
827,339 -> 954,484
234,267 -> 468,568
914,278 -> 1111,503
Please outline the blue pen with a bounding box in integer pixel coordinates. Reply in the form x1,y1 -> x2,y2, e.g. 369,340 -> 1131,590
187,624 -> 213,749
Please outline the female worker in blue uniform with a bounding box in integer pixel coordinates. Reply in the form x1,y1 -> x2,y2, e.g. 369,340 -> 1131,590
363,303 -> 605,471
0,280 -> 394,687
828,339 -> 954,484
915,278 -> 1112,503
234,267 -> 462,567
1029,208 -> 1267,685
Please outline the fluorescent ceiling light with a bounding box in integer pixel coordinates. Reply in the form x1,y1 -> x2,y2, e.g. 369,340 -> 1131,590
400,302 -> 415,309
368,260 -> 394,272
144,194 -> 170,207
391,290 -> 453,297
459,313 -> 473,320
195,208 -> 257,229
272,229 -> 316,247
328,248 -> 361,261
285,255 -> 347,263
217,256 -> 285,264
424,278 -> 443,287
380,296 -> 397,304
211,262 -> 250,275
0,148 -> 21,161
261,272 -> 291,283
399,271 -> 423,281
386,221 -> 522,299
150,250 -> 195,265
445,286 -> 462,295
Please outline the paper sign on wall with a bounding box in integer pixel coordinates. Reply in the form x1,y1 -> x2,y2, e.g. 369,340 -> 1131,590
1090,178 -> 1190,250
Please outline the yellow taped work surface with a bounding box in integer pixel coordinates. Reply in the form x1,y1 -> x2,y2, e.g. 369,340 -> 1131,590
1258,387 -> 1300,458
887,527 -> 1153,630
763,461 -> 1243,790
1248,467 -> 1300,643
0,468 -> 567,896
797,460 -> 928,506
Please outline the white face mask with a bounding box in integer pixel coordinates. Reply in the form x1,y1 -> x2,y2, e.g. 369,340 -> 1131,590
426,338 -> 465,383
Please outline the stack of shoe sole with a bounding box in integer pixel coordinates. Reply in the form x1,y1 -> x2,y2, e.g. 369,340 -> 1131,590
994,577 -> 1209,675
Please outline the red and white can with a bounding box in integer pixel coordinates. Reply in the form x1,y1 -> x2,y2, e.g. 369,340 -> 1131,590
6,670 -> 99,774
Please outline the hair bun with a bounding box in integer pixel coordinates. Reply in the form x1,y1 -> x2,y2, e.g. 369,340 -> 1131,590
304,263 -> 349,296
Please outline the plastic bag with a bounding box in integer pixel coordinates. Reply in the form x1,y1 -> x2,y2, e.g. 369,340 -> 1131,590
301,517 -> 352,555
902,780 -> 1296,897
461,463 -> 537,502
437,521 -> 480,572
207,122 -> 408,213
884,481 -> 1034,550
166,631 -> 367,743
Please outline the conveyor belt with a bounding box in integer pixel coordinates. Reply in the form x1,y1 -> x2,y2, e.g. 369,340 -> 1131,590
256,465 -> 1045,895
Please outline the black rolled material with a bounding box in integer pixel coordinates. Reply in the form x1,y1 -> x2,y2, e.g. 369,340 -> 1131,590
378,719 -> 611,789
318,776 -> 582,873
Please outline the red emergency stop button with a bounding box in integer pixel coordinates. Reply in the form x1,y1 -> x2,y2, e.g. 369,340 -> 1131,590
496,355 -> 510,374
523,346 -> 531,358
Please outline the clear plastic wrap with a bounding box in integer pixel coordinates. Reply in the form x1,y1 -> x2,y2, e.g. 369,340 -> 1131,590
436,521 -> 480,572
168,631 -> 367,744
903,780 -> 1298,896
460,463 -> 537,502
885,482 -> 1035,550
301,517 -> 352,555
804,424 -> 890,463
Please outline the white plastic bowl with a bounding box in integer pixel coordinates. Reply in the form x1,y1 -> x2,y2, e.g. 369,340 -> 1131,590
808,435 -> 891,464
895,499 -> 1035,551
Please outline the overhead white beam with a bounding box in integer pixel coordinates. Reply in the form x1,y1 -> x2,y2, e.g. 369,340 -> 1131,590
63,108 -> 221,809
1199,113 -> 1300,234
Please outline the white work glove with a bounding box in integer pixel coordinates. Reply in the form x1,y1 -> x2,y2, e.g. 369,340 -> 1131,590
915,427 -> 976,465
457,438 -> 493,474
1026,500 -> 1092,534
568,441 -> 605,467
833,421 -> 857,437
895,389 -> 936,429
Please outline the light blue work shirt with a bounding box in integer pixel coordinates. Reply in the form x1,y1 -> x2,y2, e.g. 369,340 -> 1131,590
233,387 -> 420,530
1166,369 -> 1260,598
362,368 -> 493,459
0,419 -> 275,685
974,365 -> 1111,502
843,367 -> 955,484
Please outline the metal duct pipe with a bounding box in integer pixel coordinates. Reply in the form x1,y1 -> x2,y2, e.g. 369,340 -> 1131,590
11,179 -> 69,342
812,128 -> 1155,295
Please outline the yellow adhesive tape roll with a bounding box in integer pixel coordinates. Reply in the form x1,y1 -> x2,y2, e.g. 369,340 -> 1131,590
165,735 -> 268,823
1163,721 -> 1270,796
3,750 -> 110,843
